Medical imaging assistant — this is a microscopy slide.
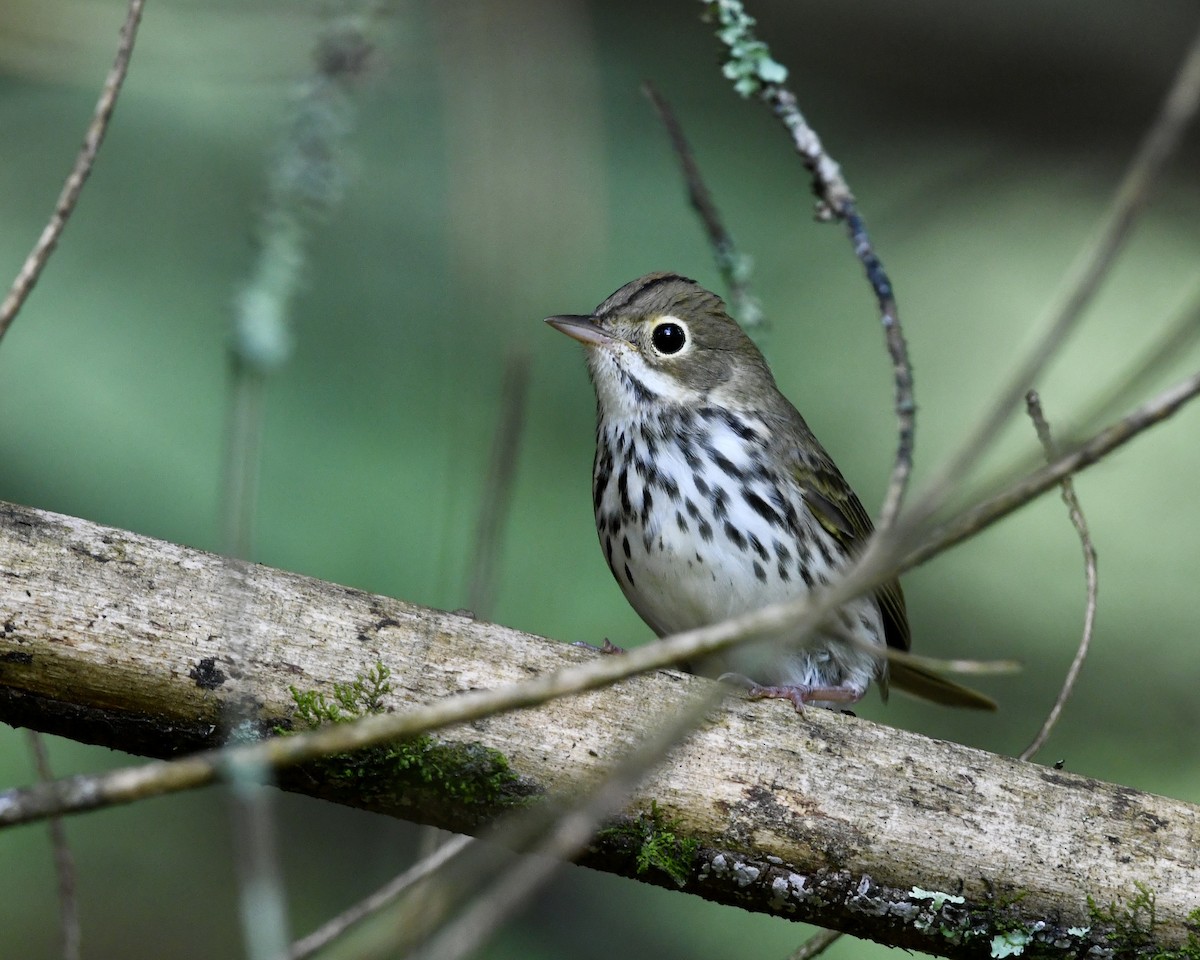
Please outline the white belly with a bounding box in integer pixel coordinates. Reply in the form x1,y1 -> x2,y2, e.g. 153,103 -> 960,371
592,412 -> 884,697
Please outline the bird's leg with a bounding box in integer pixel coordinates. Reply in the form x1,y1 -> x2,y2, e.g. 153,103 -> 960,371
749,683 -> 864,713
721,673 -> 864,713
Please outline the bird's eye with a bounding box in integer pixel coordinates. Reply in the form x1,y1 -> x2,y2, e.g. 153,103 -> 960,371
651,321 -> 687,355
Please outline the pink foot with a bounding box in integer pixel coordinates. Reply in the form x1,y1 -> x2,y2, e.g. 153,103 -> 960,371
746,682 -> 864,714
571,638 -> 627,655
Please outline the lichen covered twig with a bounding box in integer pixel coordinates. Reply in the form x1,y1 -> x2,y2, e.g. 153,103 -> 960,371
703,0 -> 914,533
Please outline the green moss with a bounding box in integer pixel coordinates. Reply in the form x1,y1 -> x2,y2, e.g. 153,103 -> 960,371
283,663 -> 523,810
289,662 -> 393,726
1087,883 -> 1200,959
308,734 -> 521,808
598,800 -> 699,888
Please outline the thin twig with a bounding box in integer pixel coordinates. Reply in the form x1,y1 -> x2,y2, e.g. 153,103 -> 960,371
903,291 -> 1200,558
786,928 -> 843,960
222,16 -> 373,555
225,760 -> 290,960
1075,287 -> 1200,431
220,18 -> 376,960
411,690 -> 724,960
839,199 -> 914,533
288,692 -> 720,959
0,599 -> 819,828
222,370 -> 268,559
2,10 -> 144,949
1018,392 -> 1098,762
288,834 -> 473,960
642,80 -> 764,333
26,732 -> 81,960
220,562 -> 290,960
901,365 -> 1200,574
908,18 -> 1200,528
467,350 -> 532,617
704,1 -> 915,533
0,0 -> 147,343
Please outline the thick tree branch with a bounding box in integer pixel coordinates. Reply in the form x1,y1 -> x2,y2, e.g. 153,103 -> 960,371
1,501 -> 1198,957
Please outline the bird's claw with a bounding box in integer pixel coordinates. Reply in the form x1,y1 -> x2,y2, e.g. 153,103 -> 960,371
571,638 -> 627,655
742,680 -> 865,714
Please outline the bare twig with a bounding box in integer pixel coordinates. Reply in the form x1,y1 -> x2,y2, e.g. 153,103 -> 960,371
222,18 -> 372,556
220,18 -> 377,960
224,759 -> 290,960
467,350 -> 532,617
642,81 -> 764,333
222,370 -> 269,560
786,929 -> 843,960
26,732 -> 80,960
288,834 -> 473,960
1076,286 -> 1200,431
432,349 -> 532,956
839,200 -> 914,533
411,690 -> 723,960
704,1 -> 915,533
288,691 -> 719,959
909,18 -> 1200,527
1018,392 -> 1098,762
0,0 -> 145,915
220,568 -> 291,960
902,365 -> 1200,574
2,649 -> 1025,829
0,0 -> 147,343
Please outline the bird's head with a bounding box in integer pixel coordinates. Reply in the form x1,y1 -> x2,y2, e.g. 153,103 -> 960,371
545,272 -> 775,418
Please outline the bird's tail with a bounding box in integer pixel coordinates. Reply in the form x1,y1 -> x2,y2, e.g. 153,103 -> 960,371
889,661 -> 998,711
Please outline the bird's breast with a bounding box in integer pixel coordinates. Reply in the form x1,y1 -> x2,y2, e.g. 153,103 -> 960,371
592,408 -> 835,633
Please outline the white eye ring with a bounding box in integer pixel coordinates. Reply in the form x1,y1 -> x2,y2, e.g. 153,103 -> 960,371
650,316 -> 689,355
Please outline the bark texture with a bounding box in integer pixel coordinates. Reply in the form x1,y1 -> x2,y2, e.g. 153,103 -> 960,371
2,500 -> 1198,957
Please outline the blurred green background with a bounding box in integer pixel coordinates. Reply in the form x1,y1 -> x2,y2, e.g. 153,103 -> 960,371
2,1 -> 1199,957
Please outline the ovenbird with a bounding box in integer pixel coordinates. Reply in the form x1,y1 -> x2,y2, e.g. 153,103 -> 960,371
547,272 -> 995,711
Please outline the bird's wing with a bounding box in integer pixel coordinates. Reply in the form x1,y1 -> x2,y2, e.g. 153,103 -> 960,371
796,458 -> 912,653
800,458 -> 999,710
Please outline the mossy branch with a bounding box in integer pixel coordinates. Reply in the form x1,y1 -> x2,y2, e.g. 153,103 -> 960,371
2,500 -> 1200,957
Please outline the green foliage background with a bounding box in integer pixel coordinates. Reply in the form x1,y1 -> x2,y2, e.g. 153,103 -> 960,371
1,1 -> 1199,957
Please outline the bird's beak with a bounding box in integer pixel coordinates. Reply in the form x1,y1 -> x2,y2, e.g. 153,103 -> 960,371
545,314 -> 617,348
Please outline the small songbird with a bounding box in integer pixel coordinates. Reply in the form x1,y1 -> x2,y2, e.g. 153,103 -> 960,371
547,272 -> 995,711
